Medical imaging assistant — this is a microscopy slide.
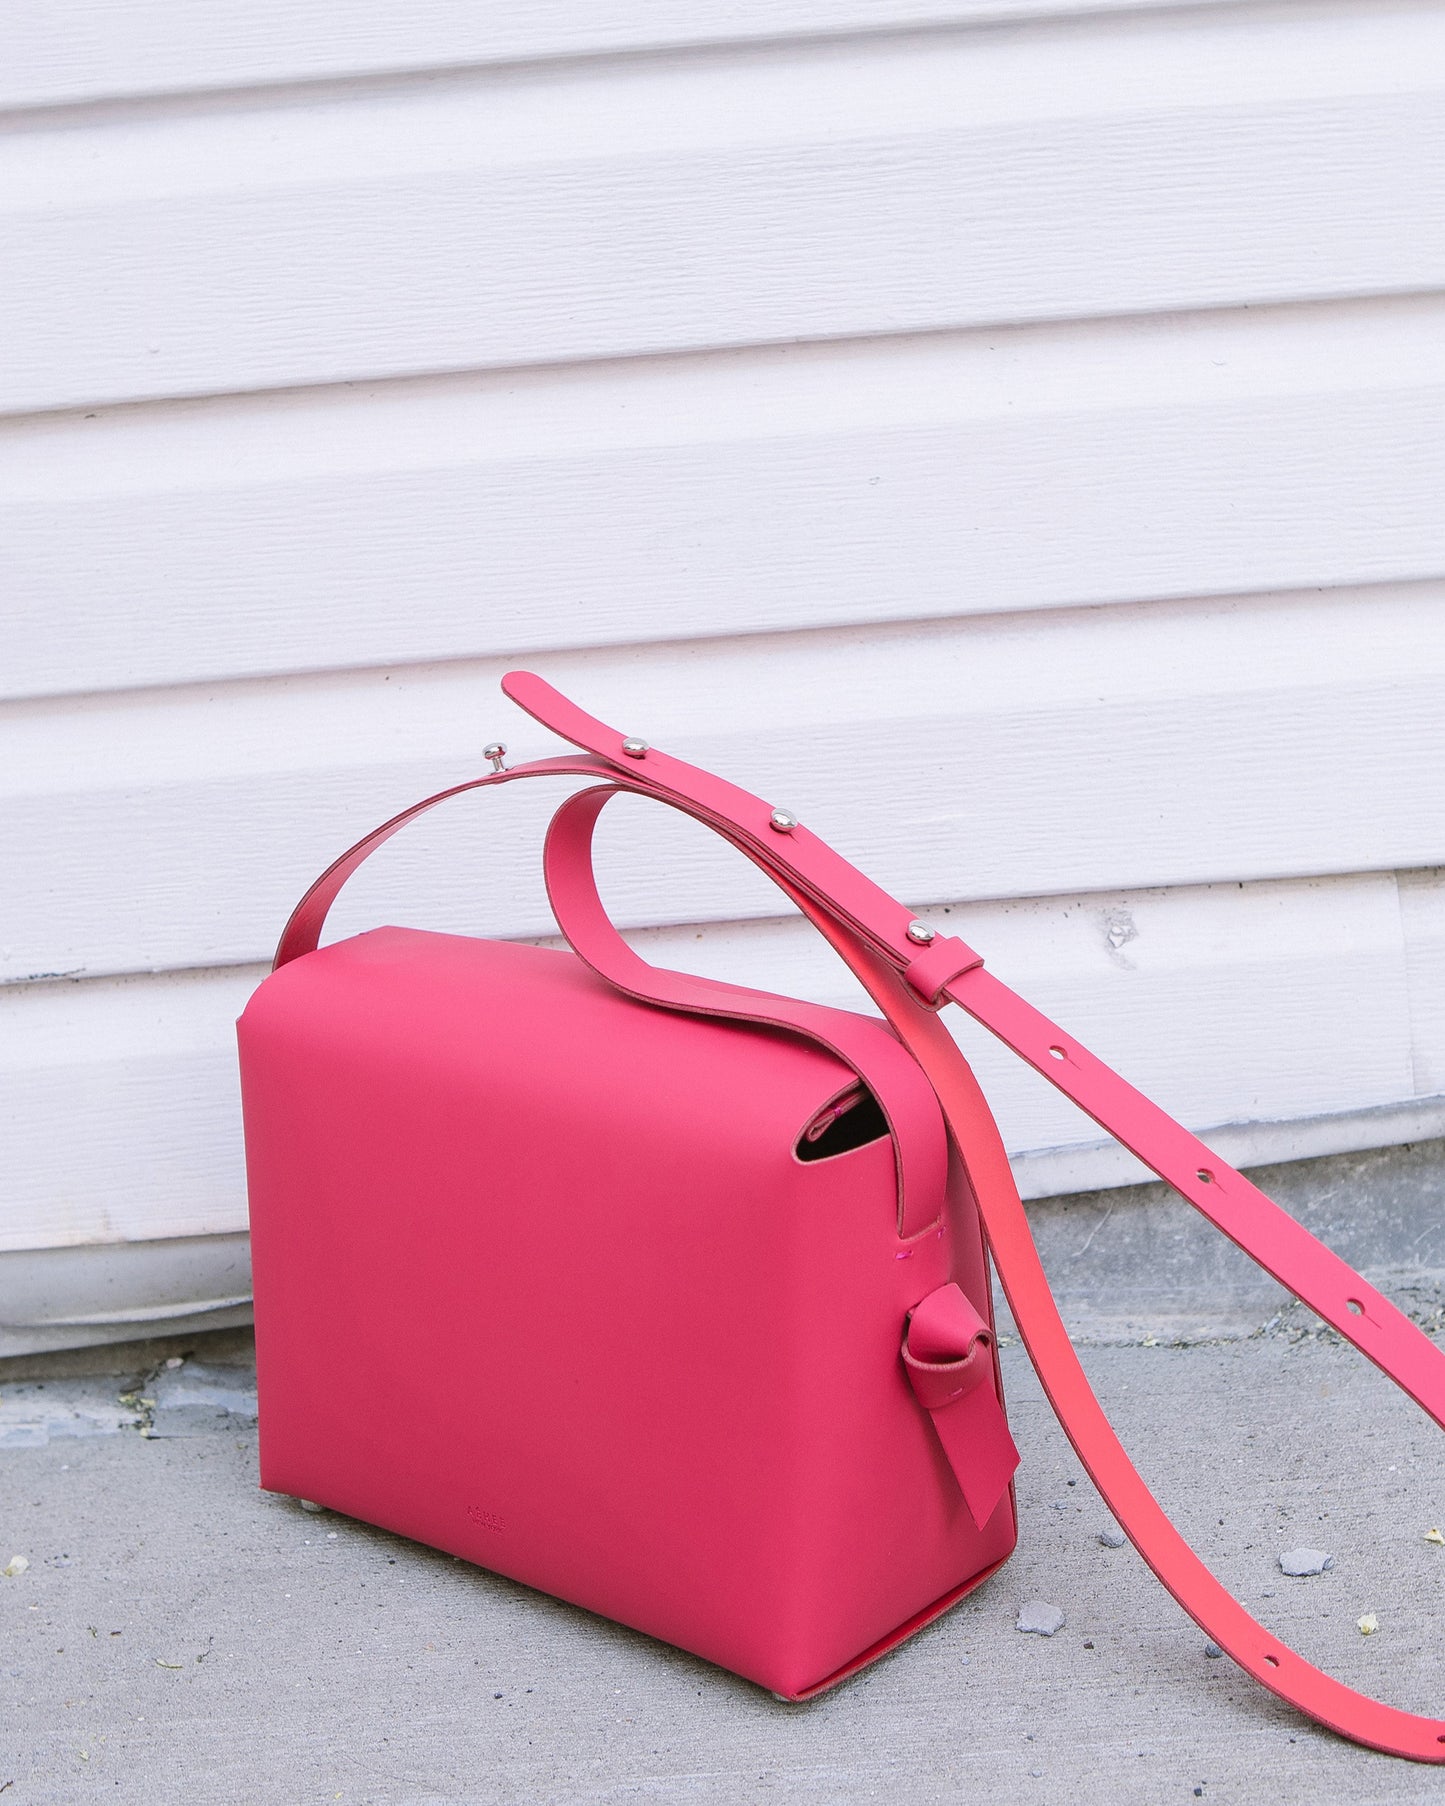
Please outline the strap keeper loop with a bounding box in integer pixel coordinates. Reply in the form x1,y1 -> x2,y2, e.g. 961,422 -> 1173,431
902,1284 -> 1019,1528
903,934 -> 985,1008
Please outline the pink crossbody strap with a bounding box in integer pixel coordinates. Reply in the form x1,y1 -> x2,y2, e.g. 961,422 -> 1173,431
500,672 -> 1445,1763
275,672 -> 1445,1760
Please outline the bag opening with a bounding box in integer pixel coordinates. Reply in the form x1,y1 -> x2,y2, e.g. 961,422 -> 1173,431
795,1087 -> 890,1162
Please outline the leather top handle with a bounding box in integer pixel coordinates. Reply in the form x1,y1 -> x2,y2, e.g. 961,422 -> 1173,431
272,671 -> 1445,1762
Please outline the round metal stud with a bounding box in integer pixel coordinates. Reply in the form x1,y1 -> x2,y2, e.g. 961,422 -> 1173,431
620,737 -> 649,758
769,808 -> 798,833
483,741 -> 507,772
906,919 -> 936,945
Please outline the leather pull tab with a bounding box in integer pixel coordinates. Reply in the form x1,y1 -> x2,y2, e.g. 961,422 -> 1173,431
902,1283 -> 1020,1530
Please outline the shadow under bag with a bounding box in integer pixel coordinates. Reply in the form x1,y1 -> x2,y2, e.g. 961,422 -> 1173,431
237,671 -> 1445,1758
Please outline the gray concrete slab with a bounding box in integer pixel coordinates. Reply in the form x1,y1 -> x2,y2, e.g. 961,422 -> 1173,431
2,1328 -> 1444,1806
1024,1137 -> 1445,1343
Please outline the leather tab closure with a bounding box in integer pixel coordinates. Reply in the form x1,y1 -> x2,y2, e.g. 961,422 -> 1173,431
903,935 -> 985,1008
903,1283 -> 1020,1528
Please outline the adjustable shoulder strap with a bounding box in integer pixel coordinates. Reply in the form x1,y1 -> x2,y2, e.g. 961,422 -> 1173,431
502,670 -> 1445,1762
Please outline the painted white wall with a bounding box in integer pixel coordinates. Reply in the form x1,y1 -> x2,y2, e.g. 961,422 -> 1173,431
2,0 -> 1443,1351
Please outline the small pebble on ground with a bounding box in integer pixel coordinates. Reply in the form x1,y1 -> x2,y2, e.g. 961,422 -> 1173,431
1278,1548 -> 1332,1576
1016,1601 -> 1066,1636
1097,1527 -> 1126,1548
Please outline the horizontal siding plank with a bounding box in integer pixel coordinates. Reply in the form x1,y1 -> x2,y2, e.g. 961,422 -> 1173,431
636,872 -> 1425,1165
0,967 -> 256,1251
3,10 -> 1443,411
0,1236 -> 253,1357
1400,869 -> 1445,1096
0,868 -> 1431,1252
0,0 -> 1255,112
3,589 -> 1444,984
5,298 -> 1445,699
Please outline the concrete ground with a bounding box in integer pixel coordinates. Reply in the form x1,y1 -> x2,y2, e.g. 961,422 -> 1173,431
3,1320 -> 1444,1806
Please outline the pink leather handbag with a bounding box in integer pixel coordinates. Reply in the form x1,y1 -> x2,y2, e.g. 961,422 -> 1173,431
239,672 -> 1445,1759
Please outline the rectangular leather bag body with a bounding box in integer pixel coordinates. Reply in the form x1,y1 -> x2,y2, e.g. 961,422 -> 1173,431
240,671 -> 1445,1757
241,927 -> 1015,1698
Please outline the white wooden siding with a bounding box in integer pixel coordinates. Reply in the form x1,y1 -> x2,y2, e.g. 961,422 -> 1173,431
5,10 -> 1445,414
7,297 -> 1445,699
3,0 -> 1444,1348
0,0 -> 1264,111
6,589 -> 1445,982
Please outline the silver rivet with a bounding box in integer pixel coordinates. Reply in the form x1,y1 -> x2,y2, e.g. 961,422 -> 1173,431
769,808 -> 798,833
906,920 -> 936,945
620,737 -> 649,758
483,741 -> 507,772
